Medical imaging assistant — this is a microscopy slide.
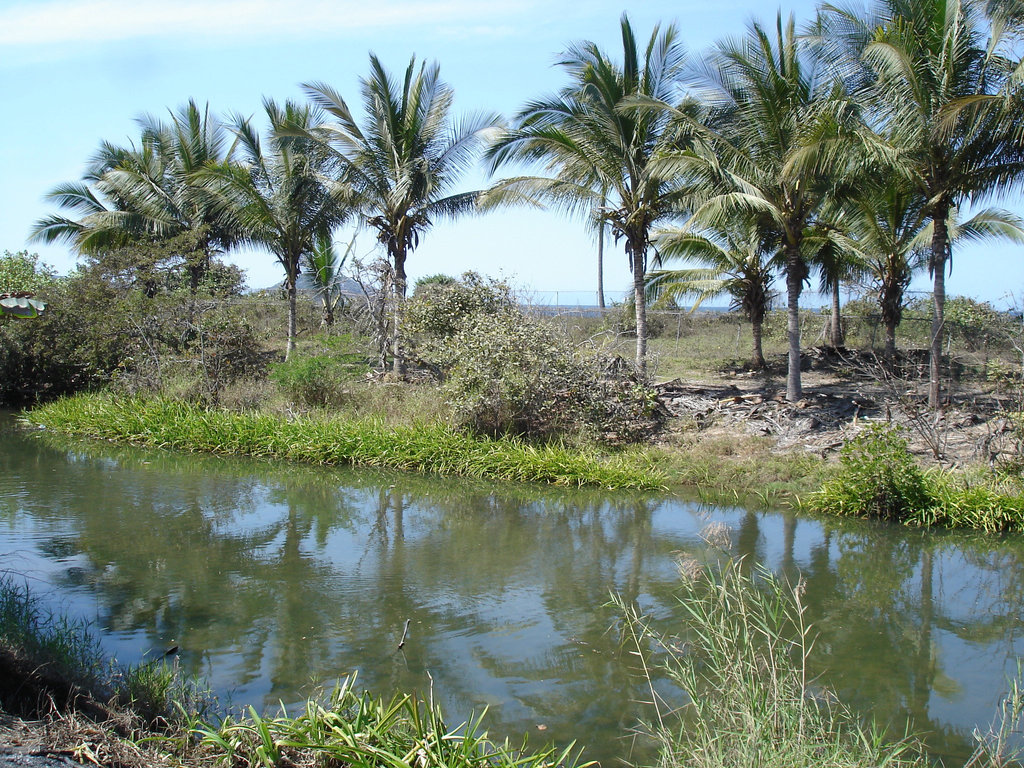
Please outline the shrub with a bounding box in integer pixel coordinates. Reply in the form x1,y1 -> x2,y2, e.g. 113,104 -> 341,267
812,425 -> 932,521
405,272 -> 661,442
270,350 -> 370,409
406,271 -> 515,340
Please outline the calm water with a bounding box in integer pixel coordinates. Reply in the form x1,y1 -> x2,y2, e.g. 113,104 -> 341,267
1,414 -> 1022,765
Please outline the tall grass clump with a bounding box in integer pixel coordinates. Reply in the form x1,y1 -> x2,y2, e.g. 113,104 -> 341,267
617,559 -> 926,768
26,393 -> 664,490
812,425 -> 932,521
0,574 -> 104,691
811,425 -> 1024,532
196,675 -> 591,768
0,574 -> 209,725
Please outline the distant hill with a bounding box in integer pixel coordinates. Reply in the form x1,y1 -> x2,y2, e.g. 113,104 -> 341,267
258,272 -> 364,298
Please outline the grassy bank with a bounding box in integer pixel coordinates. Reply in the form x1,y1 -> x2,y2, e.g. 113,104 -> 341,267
809,425 -> 1024,532
0,574 -> 207,725
25,393 -> 665,491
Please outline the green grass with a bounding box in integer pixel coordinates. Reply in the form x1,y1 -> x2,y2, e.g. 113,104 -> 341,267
0,573 -> 105,690
0,574 -> 208,724
617,559 -> 928,768
653,434 -> 830,505
25,393 -> 666,490
195,675 -> 591,768
808,426 -> 1024,532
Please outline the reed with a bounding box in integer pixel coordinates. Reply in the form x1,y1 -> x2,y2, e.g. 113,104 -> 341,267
616,559 -> 927,768
26,393 -> 665,490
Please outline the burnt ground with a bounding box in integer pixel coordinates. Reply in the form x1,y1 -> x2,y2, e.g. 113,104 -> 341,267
654,346 -> 1024,468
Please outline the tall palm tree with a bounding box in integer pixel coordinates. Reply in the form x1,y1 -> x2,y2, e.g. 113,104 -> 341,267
668,14 -> 857,400
486,14 -> 693,375
649,220 -> 779,368
300,56 -> 501,375
197,99 -> 346,359
31,101 -> 237,291
820,0 -> 1024,407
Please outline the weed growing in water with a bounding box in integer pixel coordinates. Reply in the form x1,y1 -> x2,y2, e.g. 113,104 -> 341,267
615,559 -> 927,768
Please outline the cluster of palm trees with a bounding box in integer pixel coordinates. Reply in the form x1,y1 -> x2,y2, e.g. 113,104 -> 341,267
32,0 -> 1024,407
32,58 -> 500,365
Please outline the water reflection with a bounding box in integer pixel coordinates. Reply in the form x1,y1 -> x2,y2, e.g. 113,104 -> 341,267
1,419 -> 1022,766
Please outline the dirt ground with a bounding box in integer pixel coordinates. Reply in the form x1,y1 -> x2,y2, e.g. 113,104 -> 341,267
654,346 -> 1024,469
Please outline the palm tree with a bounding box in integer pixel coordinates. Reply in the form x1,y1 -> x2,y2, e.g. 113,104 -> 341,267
805,215 -> 868,349
831,179 -> 928,358
649,220 -> 778,368
31,101 -> 237,291
486,14 -> 693,375
668,14 -> 857,400
300,57 -> 501,375
820,0 -> 1024,407
197,99 -> 346,359
307,232 -> 355,327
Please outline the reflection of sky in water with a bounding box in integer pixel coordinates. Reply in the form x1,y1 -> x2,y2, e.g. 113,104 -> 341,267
1,423 -> 1023,766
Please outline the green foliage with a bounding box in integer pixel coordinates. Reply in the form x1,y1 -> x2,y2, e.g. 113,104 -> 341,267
0,262 -> 263,406
28,393 -> 666,489
0,251 -> 56,294
412,273 -> 457,292
405,271 -> 515,340
0,574 -> 104,691
270,354 -> 367,408
812,425 -> 932,520
617,560 -> 926,768
810,426 -> 1024,531
0,575 -> 209,725
197,674 -> 591,768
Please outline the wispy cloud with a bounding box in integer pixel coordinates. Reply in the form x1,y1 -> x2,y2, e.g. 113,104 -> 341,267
0,0 -> 534,47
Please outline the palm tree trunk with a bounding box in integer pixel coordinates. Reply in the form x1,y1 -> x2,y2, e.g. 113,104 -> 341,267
392,250 -> 408,376
884,318 -> 897,360
631,245 -> 648,376
881,271 -> 901,361
597,222 -> 606,309
785,244 -> 804,402
829,280 -> 844,348
286,268 -> 298,361
929,207 -> 950,409
752,317 -> 766,369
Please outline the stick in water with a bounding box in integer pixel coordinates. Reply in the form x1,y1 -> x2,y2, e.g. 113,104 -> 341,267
397,619 -> 411,650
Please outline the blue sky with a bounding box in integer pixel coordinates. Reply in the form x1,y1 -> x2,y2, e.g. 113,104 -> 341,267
1,0 -> 1020,308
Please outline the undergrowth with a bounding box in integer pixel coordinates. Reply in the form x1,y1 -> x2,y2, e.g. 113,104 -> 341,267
25,393 -> 665,490
810,425 -> 1024,532
0,573 -> 208,724
194,675 -> 591,768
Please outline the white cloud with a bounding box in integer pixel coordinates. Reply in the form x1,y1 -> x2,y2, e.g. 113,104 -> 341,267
0,0 -> 534,47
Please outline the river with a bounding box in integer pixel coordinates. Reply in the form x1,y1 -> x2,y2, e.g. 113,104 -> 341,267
1,414 -> 1022,765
